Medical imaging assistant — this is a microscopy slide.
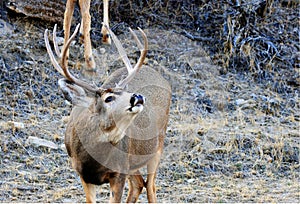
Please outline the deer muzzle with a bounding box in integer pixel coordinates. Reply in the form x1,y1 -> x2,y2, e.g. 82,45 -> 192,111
128,94 -> 145,113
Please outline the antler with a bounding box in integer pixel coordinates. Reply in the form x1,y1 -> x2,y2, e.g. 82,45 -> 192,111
45,24 -> 148,92
44,24 -> 99,93
106,26 -> 148,89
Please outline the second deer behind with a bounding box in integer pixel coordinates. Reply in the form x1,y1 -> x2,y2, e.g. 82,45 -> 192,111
63,0 -> 110,71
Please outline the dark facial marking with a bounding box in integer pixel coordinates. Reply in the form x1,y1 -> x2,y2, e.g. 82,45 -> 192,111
104,88 -> 122,96
105,88 -> 113,93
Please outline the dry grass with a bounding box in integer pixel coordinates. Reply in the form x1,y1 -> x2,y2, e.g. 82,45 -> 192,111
1,0 -> 299,202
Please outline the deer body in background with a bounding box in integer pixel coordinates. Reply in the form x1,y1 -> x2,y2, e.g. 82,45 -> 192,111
63,0 -> 110,70
44,24 -> 171,203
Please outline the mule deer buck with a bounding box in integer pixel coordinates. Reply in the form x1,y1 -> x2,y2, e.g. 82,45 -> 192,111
44,24 -> 171,202
63,0 -> 110,70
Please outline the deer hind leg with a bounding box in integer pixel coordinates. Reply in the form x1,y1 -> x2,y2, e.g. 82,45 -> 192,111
63,0 -> 76,68
146,153 -> 162,203
126,171 -> 145,203
109,174 -> 126,203
101,0 -> 111,44
78,0 -> 96,70
80,177 -> 96,203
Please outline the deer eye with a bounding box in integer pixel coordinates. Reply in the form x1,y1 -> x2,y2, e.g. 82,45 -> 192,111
104,96 -> 115,103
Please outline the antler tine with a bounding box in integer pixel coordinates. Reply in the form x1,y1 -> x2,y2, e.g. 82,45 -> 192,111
116,28 -> 148,89
45,24 -> 99,93
106,26 -> 148,89
44,28 -> 65,77
53,24 -> 61,57
59,23 -> 80,82
105,25 -> 133,74
132,27 -> 148,72
128,27 -> 143,51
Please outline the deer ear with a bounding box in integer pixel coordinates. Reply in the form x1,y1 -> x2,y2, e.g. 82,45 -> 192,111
58,78 -> 91,107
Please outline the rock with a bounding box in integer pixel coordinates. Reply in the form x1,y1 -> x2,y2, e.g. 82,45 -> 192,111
60,143 -> 67,152
235,99 -> 246,106
0,121 -> 25,130
9,121 -> 25,129
25,136 -> 58,149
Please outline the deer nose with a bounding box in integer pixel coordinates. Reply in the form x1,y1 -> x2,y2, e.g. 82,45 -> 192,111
130,94 -> 145,107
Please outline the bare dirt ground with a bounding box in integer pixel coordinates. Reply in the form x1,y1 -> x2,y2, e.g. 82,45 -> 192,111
0,0 -> 299,203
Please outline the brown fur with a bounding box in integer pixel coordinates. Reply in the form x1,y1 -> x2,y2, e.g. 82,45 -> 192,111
64,67 -> 171,202
45,22 -> 171,202
63,0 -> 110,70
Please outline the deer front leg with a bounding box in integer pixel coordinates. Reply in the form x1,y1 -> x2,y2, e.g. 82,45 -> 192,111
146,173 -> 157,203
146,153 -> 162,203
101,0 -> 111,44
80,177 -> 96,203
79,0 -> 96,70
63,0 -> 76,68
109,174 -> 126,203
126,172 -> 145,203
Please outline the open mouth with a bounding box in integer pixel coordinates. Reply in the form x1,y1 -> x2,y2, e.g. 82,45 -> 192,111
127,94 -> 145,113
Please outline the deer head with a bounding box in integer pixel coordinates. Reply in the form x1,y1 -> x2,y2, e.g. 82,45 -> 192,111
45,24 -> 147,144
